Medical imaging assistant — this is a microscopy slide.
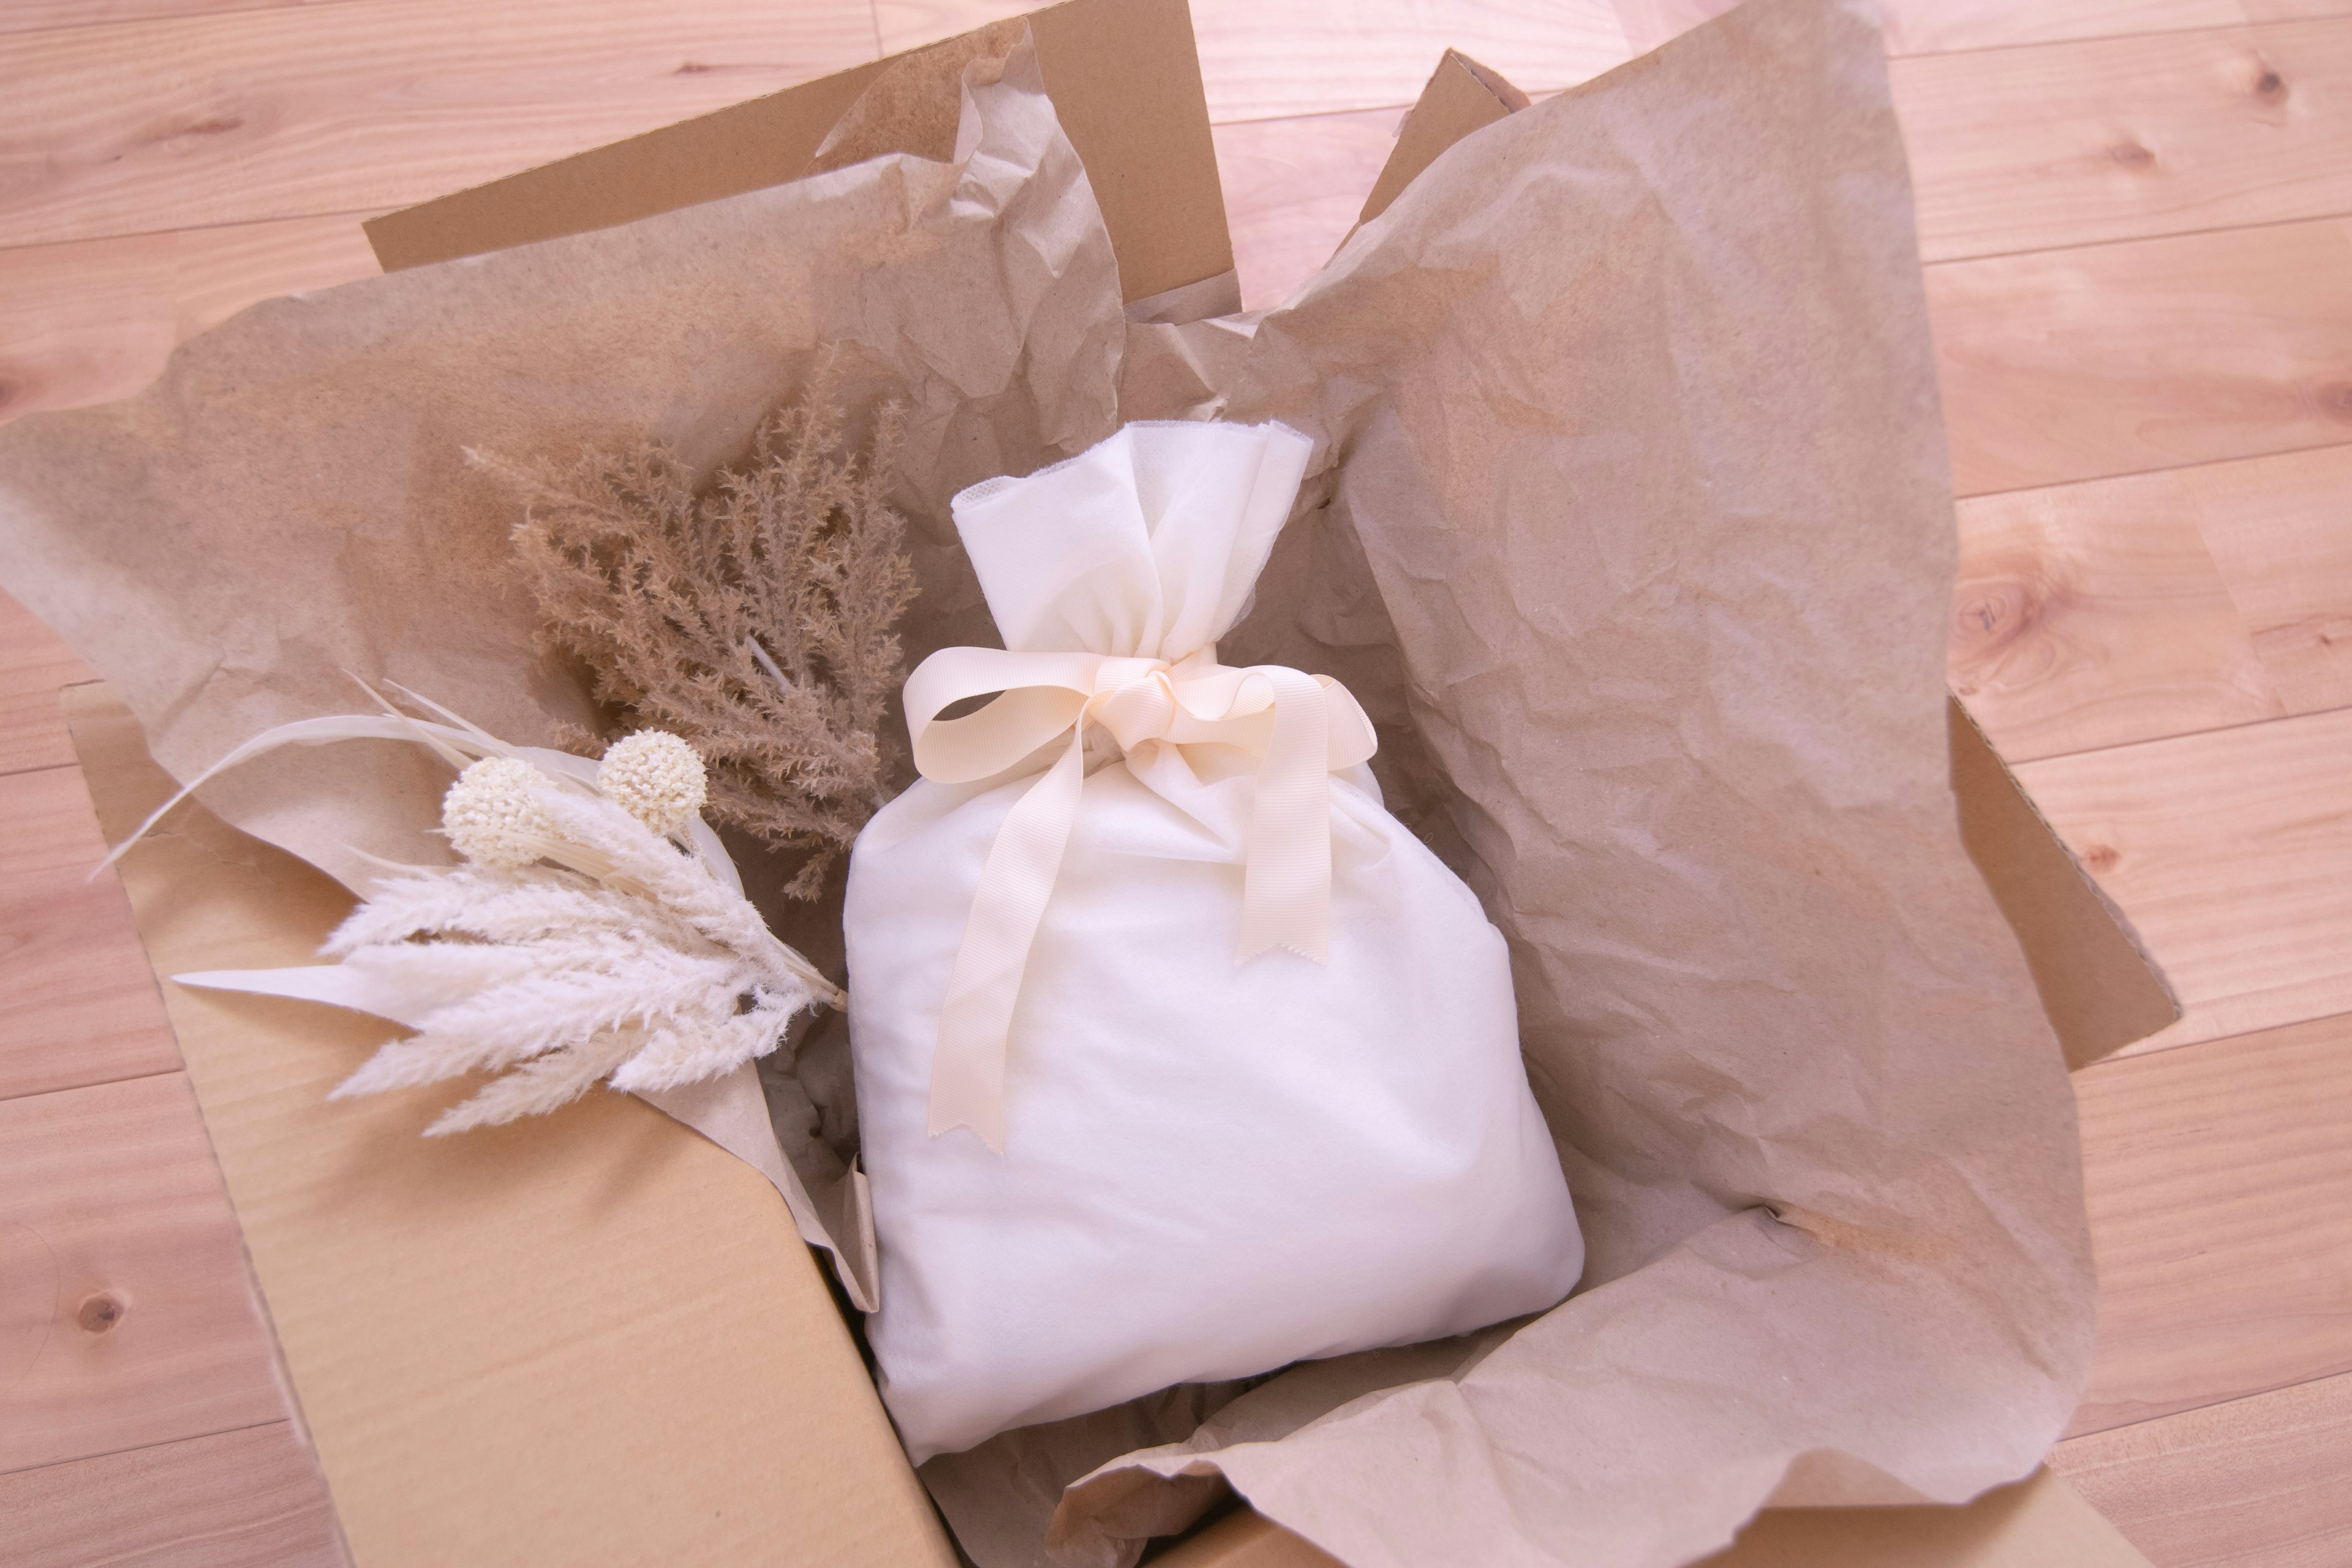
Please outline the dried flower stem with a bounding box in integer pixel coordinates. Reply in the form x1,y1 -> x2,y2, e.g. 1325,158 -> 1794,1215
483,358 -> 918,897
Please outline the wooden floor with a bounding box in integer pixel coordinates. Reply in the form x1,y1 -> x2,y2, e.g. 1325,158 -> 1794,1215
2,1 -> 2349,1563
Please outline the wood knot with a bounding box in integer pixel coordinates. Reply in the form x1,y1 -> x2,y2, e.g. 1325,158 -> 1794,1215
2109,141 -> 2156,171
76,1292 -> 125,1335
2318,382 -> 2352,420
1951,575 -> 2046,657
146,106 -> 263,156
2254,67 -> 2286,102
2082,843 -> 2120,874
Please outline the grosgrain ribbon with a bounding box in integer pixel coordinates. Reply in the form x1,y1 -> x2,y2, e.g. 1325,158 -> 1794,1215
903,643 -> 1376,1150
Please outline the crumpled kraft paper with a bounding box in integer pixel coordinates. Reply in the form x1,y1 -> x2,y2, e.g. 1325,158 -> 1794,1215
1037,2 -> 2091,1566
0,2 -> 2092,1566
0,32 -> 1125,1311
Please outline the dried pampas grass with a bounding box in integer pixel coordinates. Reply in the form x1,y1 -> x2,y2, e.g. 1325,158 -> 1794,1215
328,774 -> 831,1135
157,693 -> 842,1135
483,358 -> 918,898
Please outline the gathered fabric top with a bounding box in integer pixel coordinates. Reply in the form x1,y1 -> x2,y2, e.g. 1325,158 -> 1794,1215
897,422 -> 1377,1150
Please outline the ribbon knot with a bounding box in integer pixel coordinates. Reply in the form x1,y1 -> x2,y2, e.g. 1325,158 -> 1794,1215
901,641 -> 1376,1150
1096,668 -> 1185,756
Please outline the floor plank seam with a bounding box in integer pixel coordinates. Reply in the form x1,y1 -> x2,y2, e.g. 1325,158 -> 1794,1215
0,0 -> 380,47
1209,100 -> 1417,131
0,1064 -> 188,1110
2007,700 -> 2352,767
0,206 -> 388,263
2065,1364 -> 2352,1447
2087,1006 -> 2352,1070
1953,436 -> 2352,507
1922,209 -> 2352,274
0,755 -> 95,785
1887,12 -> 2352,65
0,1417 -> 292,1482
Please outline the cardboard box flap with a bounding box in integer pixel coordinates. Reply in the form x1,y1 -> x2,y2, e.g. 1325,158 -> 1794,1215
364,0 -> 1233,307
64,682 -> 958,1568
1948,697 -> 2178,1067
1355,50 -> 1528,230
1156,1469 -> 2154,1567
1346,46 -> 2180,1069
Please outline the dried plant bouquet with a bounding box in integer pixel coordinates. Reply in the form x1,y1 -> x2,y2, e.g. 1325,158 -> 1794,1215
483,363 -> 918,898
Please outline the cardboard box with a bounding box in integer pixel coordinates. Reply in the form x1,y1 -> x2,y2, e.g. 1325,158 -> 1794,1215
61,4 -> 2170,1562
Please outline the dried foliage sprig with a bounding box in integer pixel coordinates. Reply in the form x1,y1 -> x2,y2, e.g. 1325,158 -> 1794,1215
481,361 -> 919,898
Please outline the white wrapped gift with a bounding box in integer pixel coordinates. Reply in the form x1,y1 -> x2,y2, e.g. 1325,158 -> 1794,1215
845,420 -> 1585,1461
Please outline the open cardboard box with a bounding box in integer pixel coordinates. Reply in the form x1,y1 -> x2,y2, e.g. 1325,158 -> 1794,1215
62,2 -> 2173,1562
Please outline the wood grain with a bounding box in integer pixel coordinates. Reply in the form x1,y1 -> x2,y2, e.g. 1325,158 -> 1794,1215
1895,21 -> 2352,262
0,212 -> 381,426
3,3 -> 331,41
2068,1011 -> 2352,1436
2185,442 -> 2352,712
0,0 -> 877,250
1926,216 -> 2352,496
1214,109 -> 1401,311
1946,443 -> 2352,758
0,593 -> 93,777
2015,706 -> 2352,1048
2053,1369 -> 2352,1567
0,1420 -> 344,1568
0,1072 -> 286,1472
1885,1 -> 2240,55
879,0 -> 1630,121
1614,0 -> 2352,59
0,766 -> 184,1102
1950,469 -> 2285,761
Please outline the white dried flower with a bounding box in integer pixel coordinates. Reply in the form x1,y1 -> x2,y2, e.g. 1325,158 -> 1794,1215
597,729 -> 707,837
441,756 -> 554,869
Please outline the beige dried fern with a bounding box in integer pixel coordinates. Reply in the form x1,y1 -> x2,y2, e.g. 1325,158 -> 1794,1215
480,363 -> 917,897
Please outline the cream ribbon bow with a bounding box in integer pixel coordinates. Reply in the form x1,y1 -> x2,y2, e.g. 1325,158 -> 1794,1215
903,642 -> 1377,1150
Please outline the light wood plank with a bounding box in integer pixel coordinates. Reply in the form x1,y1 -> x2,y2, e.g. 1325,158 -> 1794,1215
1615,0 -> 2352,59
2,2 -> 330,39
1213,109 -> 1400,311
1895,21 -> 2352,263
0,765 -> 184,1101
2068,1011 -> 2352,1436
1950,468 -> 2285,760
0,213 -> 380,428
878,0 -> 1630,122
2053,1369 -> 2352,1567
0,0 -> 878,250
1885,1 -> 2242,55
2184,442 -> 2352,712
0,1072 -> 287,1471
2015,707 -> 2352,1047
1616,0 -> 2263,58
0,1420 -> 344,1568
1926,216 -> 2352,497
0,592 -> 93,777
1947,443 -> 2352,757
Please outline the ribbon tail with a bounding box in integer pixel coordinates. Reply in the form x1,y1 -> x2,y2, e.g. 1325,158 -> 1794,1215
1237,668 -> 1333,963
929,728 -> 1091,1151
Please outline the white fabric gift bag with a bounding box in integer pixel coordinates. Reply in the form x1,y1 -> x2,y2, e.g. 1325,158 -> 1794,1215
845,420 -> 1583,1461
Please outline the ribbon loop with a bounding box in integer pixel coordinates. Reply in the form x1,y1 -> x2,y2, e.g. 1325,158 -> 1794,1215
904,641 -> 1374,1149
